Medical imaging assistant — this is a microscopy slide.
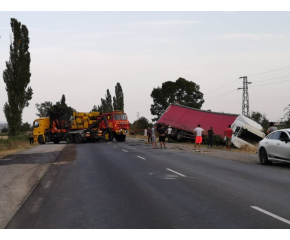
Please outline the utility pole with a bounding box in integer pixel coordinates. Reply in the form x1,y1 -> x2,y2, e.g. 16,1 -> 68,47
238,76 -> 251,116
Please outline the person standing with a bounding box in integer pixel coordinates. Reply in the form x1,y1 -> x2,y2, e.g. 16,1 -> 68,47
224,125 -> 234,151
29,132 -> 34,145
151,125 -> 158,149
207,127 -> 214,148
193,124 -> 205,152
158,125 -> 166,149
144,128 -> 147,142
147,127 -> 152,143
267,122 -> 278,134
167,125 -> 172,143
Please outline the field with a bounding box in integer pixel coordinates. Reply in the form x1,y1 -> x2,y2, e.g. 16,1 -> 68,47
0,135 -> 36,159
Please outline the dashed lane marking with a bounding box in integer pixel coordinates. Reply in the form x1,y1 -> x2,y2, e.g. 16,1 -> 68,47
122,149 -> 128,152
137,156 -> 146,160
251,206 -> 290,225
166,168 -> 186,177
114,145 -> 117,147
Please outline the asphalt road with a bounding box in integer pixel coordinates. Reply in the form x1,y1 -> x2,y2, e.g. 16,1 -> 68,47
7,138 -> 290,229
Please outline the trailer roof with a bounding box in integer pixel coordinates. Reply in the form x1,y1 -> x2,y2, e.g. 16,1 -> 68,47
157,104 -> 239,137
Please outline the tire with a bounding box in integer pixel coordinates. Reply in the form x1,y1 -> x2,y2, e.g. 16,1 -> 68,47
259,148 -> 271,165
177,131 -> 184,141
74,133 -> 83,144
109,132 -> 114,142
38,135 -> 45,144
53,139 -> 60,144
171,128 -> 178,137
65,133 -> 73,144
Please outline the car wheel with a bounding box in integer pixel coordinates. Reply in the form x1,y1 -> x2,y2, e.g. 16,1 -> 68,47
259,148 -> 270,165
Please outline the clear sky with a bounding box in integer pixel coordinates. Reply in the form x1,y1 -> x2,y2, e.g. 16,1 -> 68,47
1,10 -> 290,124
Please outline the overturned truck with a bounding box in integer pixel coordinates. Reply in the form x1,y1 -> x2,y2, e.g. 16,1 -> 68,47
157,104 -> 265,148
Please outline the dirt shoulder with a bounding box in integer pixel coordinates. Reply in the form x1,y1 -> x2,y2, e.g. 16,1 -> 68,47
0,143 -> 67,229
127,135 -> 259,164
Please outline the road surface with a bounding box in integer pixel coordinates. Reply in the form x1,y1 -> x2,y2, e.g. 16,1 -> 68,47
7,139 -> 290,228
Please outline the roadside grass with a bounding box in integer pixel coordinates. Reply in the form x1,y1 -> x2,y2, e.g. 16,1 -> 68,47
0,135 -> 36,159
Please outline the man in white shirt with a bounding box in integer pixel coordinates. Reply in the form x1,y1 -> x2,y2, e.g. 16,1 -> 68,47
167,125 -> 172,142
193,124 -> 205,152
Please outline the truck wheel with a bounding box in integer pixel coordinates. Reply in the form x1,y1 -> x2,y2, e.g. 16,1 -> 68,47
53,139 -> 60,144
38,135 -> 45,144
74,133 -> 82,144
177,131 -> 184,141
65,133 -> 73,144
109,132 -> 114,142
171,128 -> 178,137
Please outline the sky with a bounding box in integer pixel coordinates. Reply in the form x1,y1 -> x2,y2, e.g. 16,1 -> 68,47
1,8 -> 290,125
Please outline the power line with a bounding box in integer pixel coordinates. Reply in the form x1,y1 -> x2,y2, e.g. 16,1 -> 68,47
250,79 -> 290,88
204,78 -> 239,95
205,89 -> 237,102
204,89 -> 237,101
248,66 -> 290,77
252,75 -> 290,83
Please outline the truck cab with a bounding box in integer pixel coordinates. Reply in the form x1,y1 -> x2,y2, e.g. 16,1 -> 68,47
231,115 -> 265,148
33,118 -> 50,143
101,111 -> 130,142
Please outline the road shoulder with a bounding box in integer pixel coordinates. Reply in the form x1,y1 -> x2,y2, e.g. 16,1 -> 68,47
0,143 -> 67,229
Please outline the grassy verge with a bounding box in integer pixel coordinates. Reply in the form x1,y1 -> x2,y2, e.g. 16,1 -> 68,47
0,135 -> 36,159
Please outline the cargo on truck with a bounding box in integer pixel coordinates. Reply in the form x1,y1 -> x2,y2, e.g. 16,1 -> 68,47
157,104 -> 265,148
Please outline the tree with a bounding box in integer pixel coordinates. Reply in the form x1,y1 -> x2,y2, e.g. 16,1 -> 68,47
91,105 -> 101,112
35,101 -> 53,117
1,127 -> 8,133
283,104 -> 290,128
55,94 -> 75,121
113,82 -> 124,111
20,122 -> 32,132
131,116 -> 151,130
251,111 -> 262,124
105,89 -> 113,113
150,77 -> 204,121
3,18 -> 33,136
260,114 -> 269,133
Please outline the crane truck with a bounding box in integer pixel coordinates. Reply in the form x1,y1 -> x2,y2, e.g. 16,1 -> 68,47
33,106 -> 130,144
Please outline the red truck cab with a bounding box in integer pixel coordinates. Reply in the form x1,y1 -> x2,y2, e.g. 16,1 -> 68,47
101,111 -> 130,142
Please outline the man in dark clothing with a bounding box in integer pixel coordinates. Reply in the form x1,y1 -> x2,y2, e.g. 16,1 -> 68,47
147,127 -> 152,143
207,127 -> 214,148
158,125 -> 166,149
29,132 -> 34,145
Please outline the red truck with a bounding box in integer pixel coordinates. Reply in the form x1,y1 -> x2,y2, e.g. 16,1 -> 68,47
157,104 -> 265,148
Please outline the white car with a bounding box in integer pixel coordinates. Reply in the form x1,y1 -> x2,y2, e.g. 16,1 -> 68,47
258,128 -> 290,165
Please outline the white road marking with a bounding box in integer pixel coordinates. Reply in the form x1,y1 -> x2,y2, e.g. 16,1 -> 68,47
114,145 -> 117,147
44,180 -> 53,189
251,206 -> 290,225
166,168 -> 186,177
122,149 -> 128,152
137,156 -> 146,160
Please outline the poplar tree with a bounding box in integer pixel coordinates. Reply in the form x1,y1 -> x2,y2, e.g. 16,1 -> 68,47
3,18 -> 33,136
113,82 -> 124,111
105,89 -> 113,112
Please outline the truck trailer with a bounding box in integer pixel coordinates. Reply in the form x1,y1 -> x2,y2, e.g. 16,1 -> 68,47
157,104 -> 265,148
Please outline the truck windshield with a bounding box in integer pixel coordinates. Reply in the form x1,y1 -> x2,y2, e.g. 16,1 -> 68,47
114,114 -> 127,120
34,121 -> 39,128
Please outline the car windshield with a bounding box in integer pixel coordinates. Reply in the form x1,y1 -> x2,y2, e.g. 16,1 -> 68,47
34,121 -> 39,128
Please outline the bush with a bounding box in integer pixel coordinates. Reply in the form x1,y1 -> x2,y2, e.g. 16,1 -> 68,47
202,135 -> 225,146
